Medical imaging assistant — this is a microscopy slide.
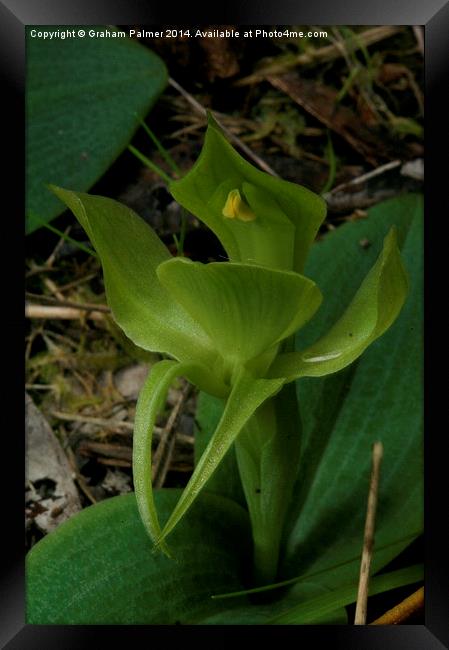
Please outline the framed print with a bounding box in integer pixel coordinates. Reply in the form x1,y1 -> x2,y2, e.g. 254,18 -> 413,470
2,0 -> 447,646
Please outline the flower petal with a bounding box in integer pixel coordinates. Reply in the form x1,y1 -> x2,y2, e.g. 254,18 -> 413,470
157,258 -> 322,381
157,367 -> 285,547
169,114 -> 326,272
50,186 -> 215,369
269,228 -> 408,380
133,359 -> 195,555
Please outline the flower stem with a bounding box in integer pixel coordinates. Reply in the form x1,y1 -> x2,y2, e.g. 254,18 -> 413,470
235,381 -> 302,585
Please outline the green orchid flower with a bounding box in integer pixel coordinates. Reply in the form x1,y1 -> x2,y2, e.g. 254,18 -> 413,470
50,115 -> 408,584
170,114 -> 326,274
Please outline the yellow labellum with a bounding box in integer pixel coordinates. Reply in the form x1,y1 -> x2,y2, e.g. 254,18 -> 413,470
222,189 -> 256,222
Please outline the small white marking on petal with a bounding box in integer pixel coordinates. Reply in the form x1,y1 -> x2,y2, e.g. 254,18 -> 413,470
302,351 -> 342,363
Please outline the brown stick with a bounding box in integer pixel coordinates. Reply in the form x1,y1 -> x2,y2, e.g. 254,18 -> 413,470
45,225 -> 72,268
354,441 -> 384,625
26,294 -> 110,313
370,586 -> 424,625
43,277 -> 66,302
25,304 -> 104,321
168,77 -> 279,177
327,160 -> 402,195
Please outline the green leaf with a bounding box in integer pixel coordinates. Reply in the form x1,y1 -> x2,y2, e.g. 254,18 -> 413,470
158,369 -> 285,545
50,188 -> 224,394
26,26 -> 167,233
195,392 -> 246,507
211,529 -> 420,600
197,534 -> 421,624
280,194 -> 423,589
169,115 -> 327,273
235,383 -> 302,584
270,227 -> 408,379
267,564 -> 423,624
158,258 -> 322,380
198,582 -> 348,625
26,491 -> 251,624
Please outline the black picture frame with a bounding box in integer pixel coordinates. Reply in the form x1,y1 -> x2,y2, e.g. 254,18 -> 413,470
4,0 -> 447,647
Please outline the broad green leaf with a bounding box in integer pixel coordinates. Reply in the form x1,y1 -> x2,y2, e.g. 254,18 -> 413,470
26,491 -> 251,624
158,369 -> 285,545
267,564 -> 423,624
198,582 -> 347,625
169,115 -> 327,273
197,532 -> 420,624
211,529 -> 420,600
269,227 -> 408,379
26,26 -> 167,233
280,194 -> 423,589
158,258 -> 322,380
51,188 -> 224,394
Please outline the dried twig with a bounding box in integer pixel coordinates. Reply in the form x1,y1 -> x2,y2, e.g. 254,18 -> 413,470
325,188 -> 400,213
152,383 -> 190,488
80,442 -> 194,471
64,439 -> 97,504
26,293 -> 110,313
52,410 -> 134,431
25,304 -> 105,321
58,272 -> 97,292
44,225 -> 72,268
326,160 -> 402,195
168,77 -> 279,177
79,441 -> 133,461
50,410 -> 194,446
370,586 -> 424,625
43,277 -> 66,301
354,441 -> 384,625
97,457 -> 131,468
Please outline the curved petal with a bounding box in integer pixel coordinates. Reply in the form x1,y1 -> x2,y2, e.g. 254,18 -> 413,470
157,258 -> 322,381
50,187 -> 215,368
169,114 -> 326,273
133,359 -> 195,555
157,368 -> 285,547
269,228 -> 408,380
